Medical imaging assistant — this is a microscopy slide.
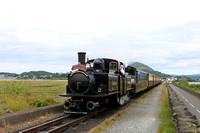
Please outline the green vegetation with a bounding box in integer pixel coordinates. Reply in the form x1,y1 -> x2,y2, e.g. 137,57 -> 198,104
175,76 -> 197,82
0,71 -> 69,80
173,80 -> 200,93
19,71 -> 69,80
0,72 -> 19,77
0,80 -> 67,114
129,62 -> 171,79
158,82 -> 174,133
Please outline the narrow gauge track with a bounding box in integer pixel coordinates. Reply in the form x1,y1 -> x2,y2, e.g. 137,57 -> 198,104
19,115 -> 71,133
19,107 -> 107,133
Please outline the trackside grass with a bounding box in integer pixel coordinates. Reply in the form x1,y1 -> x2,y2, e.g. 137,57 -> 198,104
0,80 -> 67,114
92,119 -> 113,133
157,82 -> 174,133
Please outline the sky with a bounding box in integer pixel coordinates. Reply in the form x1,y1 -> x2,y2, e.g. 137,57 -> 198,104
0,0 -> 200,75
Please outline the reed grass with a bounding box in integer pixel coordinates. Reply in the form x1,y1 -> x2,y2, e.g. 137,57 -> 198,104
0,80 -> 67,114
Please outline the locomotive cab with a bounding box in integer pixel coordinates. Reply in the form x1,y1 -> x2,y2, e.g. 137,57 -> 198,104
93,58 -> 105,72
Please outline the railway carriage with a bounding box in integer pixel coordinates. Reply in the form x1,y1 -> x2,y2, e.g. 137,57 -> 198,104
136,70 -> 148,93
148,73 -> 154,88
60,52 -> 161,114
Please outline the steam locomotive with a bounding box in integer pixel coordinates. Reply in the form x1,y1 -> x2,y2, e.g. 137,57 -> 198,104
59,52 -> 161,114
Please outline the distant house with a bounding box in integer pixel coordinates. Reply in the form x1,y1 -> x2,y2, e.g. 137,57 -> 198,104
23,75 -> 28,78
0,75 -> 5,79
40,75 -> 47,78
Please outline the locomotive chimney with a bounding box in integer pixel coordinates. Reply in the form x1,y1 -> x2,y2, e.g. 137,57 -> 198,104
78,52 -> 86,65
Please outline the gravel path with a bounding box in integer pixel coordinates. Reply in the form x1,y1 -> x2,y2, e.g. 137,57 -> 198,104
103,84 -> 162,133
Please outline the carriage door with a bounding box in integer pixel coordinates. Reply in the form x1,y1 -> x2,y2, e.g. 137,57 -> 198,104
120,76 -> 124,95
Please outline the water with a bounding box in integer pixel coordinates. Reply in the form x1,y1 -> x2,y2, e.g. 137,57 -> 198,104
188,82 -> 200,85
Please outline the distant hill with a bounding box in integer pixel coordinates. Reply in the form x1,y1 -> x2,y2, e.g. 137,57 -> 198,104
178,74 -> 200,79
188,74 -> 200,79
0,72 -> 19,77
19,71 -> 68,80
0,71 -> 68,80
21,71 -> 53,78
129,62 -> 171,79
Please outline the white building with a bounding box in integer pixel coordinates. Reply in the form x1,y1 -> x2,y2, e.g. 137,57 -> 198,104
0,75 -> 5,79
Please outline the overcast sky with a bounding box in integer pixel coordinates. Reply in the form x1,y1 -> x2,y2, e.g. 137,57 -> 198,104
0,0 -> 200,75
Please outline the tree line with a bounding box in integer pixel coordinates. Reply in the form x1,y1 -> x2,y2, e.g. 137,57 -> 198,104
0,71 -> 69,80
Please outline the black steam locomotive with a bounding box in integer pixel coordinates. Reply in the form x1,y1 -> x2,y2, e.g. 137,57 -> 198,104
60,52 -> 161,114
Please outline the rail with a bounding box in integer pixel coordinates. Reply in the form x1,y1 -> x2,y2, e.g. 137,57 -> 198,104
19,115 -> 71,133
19,107 -> 107,133
47,107 -> 107,133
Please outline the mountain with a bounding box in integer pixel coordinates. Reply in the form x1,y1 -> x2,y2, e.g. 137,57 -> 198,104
187,74 -> 200,79
129,62 -> 171,79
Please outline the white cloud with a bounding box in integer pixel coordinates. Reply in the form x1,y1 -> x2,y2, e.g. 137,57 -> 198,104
168,62 -> 189,68
0,0 -> 200,75
0,62 -> 71,74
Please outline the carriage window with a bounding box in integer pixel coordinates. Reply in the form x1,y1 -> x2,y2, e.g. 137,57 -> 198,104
109,62 -> 117,70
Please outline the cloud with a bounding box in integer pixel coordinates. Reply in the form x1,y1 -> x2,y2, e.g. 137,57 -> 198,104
0,0 -> 200,75
0,62 -> 71,74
